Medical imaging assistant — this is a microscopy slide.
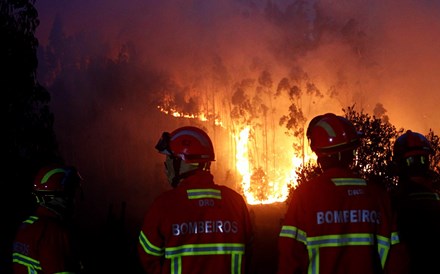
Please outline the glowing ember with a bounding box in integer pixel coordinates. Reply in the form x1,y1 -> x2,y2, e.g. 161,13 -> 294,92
157,106 -> 224,127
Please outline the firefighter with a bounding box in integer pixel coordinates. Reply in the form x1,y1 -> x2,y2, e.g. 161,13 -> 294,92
138,126 -> 254,274
277,113 -> 408,274
12,164 -> 84,274
391,130 -> 440,274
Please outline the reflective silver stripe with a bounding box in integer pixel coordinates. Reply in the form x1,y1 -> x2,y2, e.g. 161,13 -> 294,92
279,225 -> 307,244
307,233 -> 383,274
187,188 -> 222,199
13,252 -> 42,272
409,192 -> 440,201
165,243 -> 245,257
280,230 -> 397,274
41,168 -> 65,184
331,178 -> 366,186
24,216 -> 38,224
307,233 -> 376,247
166,243 -> 245,274
138,231 -> 164,256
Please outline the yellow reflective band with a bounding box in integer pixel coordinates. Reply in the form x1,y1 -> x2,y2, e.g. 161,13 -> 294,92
331,178 -> 366,186
409,192 -> 440,201
165,243 -> 245,258
23,216 -> 38,224
187,188 -> 222,199
170,256 -> 182,274
12,252 -> 42,270
139,231 -> 164,256
302,233 -> 393,274
166,243 -> 244,274
41,168 -> 66,184
279,225 -> 307,244
231,252 -> 243,274
317,121 -> 336,137
307,233 -> 375,248
377,234 -> 394,267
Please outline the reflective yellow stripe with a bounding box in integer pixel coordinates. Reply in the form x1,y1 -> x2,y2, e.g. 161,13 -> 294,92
13,252 -> 42,271
331,178 -> 366,186
166,243 -> 245,274
138,231 -> 164,256
171,256 -> 182,274
308,233 -> 376,247
165,243 -> 245,257
279,225 -> 307,244
41,168 -> 65,184
187,188 -> 222,199
231,252 -> 242,274
409,192 -> 440,201
279,228 -> 398,274
23,216 -> 38,224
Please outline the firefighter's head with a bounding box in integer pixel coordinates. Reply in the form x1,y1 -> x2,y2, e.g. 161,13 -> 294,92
393,130 -> 433,177
155,126 -> 215,188
307,113 -> 362,169
33,164 -> 83,218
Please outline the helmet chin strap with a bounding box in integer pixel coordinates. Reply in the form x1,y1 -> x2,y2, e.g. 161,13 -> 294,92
39,196 -> 75,219
168,159 -> 203,188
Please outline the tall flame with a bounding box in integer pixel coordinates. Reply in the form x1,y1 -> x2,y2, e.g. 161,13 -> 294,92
158,106 -> 310,205
235,126 -> 300,205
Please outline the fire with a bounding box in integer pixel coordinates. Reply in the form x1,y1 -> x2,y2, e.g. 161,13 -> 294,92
235,126 -> 301,205
157,106 -> 224,127
158,107 -> 311,205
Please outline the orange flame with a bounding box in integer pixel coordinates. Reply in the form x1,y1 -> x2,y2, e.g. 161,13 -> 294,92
157,106 -> 224,127
158,106 -> 313,204
235,126 -> 302,205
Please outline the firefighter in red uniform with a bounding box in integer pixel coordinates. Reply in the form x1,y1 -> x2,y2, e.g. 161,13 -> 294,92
138,126 -> 254,274
12,164 -> 83,274
277,113 -> 408,274
391,130 -> 440,274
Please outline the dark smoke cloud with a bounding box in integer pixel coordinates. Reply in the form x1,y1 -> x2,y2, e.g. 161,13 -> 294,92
36,0 -> 440,133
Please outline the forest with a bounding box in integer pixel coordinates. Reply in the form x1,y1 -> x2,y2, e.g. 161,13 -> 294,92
3,1 -> 440,273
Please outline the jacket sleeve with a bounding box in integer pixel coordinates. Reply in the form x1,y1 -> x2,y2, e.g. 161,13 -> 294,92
277,190 -> 309,274
138,200 -> 165,274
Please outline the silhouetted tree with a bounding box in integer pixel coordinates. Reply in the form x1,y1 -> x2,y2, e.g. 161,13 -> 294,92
344,105 -> 402,189
2,1 -> 59,272
288,105 -> 440,205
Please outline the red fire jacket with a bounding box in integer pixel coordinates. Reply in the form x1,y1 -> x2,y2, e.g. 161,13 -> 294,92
277,167 -> 408,274
12,206 -> 82,274
138,170 -> 254,274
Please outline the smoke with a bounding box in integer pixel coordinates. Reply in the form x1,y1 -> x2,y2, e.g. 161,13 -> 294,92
33,0 -> 440,265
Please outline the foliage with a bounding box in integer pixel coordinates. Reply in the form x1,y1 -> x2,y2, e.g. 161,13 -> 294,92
2,1 -> 60,271
2,0 -> 60,186
344,105 -> 403,189
289,105 -> 440,205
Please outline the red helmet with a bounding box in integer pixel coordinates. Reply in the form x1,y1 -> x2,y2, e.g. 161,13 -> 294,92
308,113 -> 362,155
393,130 -> 433,161
155,126 -> 215,163
33,164 -> 82,195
